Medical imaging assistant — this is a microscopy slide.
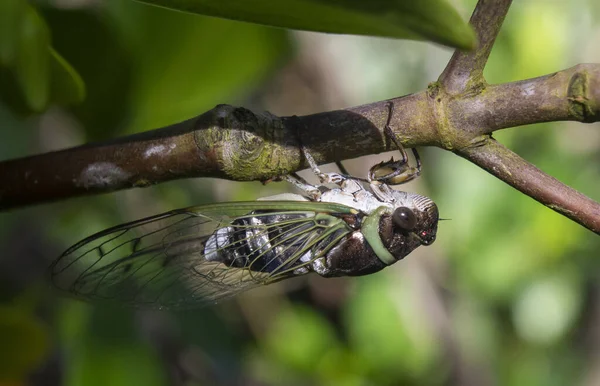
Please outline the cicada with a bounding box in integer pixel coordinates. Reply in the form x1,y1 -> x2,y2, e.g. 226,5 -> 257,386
50,104 -> 439,309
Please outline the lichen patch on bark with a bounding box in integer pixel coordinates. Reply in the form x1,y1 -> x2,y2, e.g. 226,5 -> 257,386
76,162 -> 131,189
194,105 -> 299,181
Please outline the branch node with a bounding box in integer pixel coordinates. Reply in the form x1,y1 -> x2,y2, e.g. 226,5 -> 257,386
438,0 -> 513,95
567,70 -> 598,123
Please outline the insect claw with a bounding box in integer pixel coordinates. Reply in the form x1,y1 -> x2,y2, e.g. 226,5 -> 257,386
323,173 -> 345,185
368,101 -> 422,188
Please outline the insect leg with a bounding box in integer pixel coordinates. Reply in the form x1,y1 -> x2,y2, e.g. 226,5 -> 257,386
282,173 -> 322,200
335,161 -> 350,176
297,127 -> 366,190
368,101 -> 421,186
386,101 -> 422,179
300,144 -> 348,186
385,123 -> 422,178
383,101 -> 408,162
301,144 -> 321,175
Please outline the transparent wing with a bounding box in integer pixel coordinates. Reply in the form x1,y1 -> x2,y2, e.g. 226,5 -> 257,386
50,201 -> 356,309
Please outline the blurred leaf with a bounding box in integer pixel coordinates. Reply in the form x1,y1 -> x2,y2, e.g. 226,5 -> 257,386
501,344 -> 583,386
66,342 -> 167,386
0,305 -> 49,382
0,0 -> 26,65
589,0 -> 600,22
0,47 -> 86,116
42,7 -> 133,139
262,305 -> 340,374
14,4 -> 50,112
58,303 -> 167,386
0,65 -> 31,116
453,297 -> 501,368
107,0 -> 290,132
512,3 -> 568,80
512,270 -> 582,345
345,275 -> 440,383
486,1 -> 569,84
49,48 -> 86,105
0,2 -> 87,115
137,0 -> 476,50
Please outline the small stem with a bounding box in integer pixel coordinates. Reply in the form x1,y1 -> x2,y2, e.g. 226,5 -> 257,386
438,0 -> 513,94
457,138 -> 600,234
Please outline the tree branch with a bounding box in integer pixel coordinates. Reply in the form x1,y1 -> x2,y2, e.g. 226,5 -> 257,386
456,139 -> 600,233
438,0 -> 513,94
0,97 -> 437,210
1,64 -> 599,214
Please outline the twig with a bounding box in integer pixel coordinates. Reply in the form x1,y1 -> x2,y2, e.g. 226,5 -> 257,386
457,139 -> 600,234
438,0 -> 513,94
448,64 -> 600,136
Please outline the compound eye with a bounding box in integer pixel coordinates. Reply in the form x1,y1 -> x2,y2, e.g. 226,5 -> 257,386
392,207 -> 417,231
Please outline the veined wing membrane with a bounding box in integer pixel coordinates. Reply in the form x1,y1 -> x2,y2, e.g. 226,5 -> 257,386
50,201 -> 356,309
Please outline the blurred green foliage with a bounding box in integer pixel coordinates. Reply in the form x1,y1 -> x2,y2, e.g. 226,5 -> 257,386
0,0 -> 599,385
0,0 -> 84,114
0,303 -> 49,383
57,303 -> 166,386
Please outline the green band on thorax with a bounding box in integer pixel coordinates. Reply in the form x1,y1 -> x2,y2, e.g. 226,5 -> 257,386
361,206 -> 396,265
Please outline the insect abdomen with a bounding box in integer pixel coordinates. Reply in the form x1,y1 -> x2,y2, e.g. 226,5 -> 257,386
203,212 -> 318,276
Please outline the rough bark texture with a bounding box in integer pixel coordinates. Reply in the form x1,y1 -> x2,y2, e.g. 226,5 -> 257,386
1,0 -> 599,234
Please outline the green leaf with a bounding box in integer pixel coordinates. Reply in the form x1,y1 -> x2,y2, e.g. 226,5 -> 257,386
49,47 -> 86,105
0,2 -> 87,115
15,5 -> 50,112
107,0 -> 290,132
42,7 -> 131,139
136,0 -> 475,50
0,0 -> 26,65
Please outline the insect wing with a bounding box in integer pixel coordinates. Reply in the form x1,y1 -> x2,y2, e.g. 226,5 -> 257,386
50,201 -> 356,309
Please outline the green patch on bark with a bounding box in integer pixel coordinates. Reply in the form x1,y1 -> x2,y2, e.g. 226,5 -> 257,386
568,71 -> 597,123
195,105 -> 299,181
